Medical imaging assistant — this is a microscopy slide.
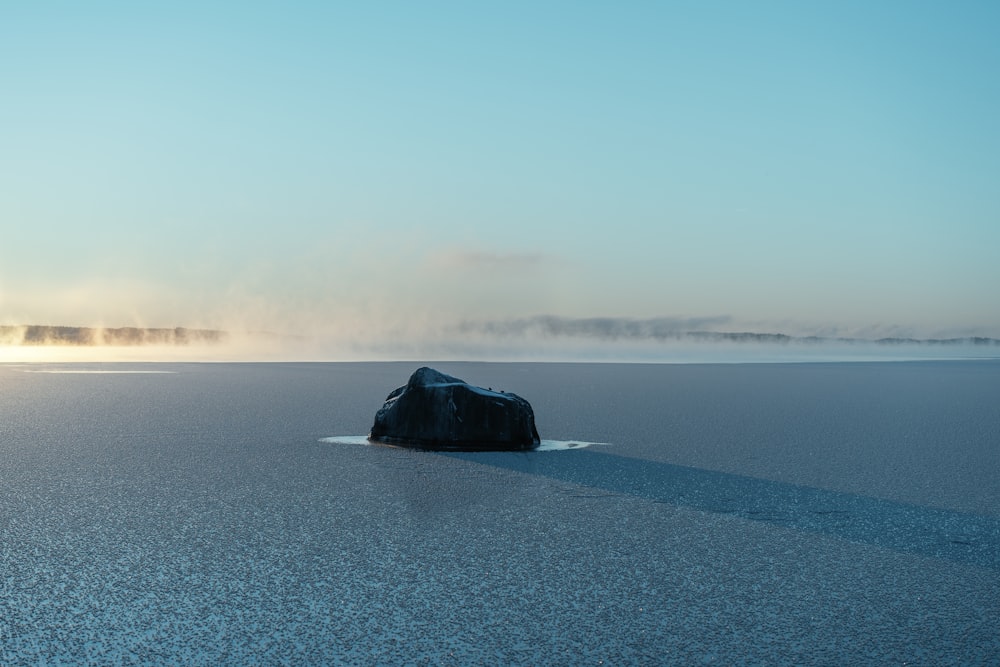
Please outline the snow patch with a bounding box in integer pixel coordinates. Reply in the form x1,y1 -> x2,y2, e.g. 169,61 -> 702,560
319,436 -> 608,451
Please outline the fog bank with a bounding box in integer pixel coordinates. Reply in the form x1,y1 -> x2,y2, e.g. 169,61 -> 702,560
2,317 -> 999,364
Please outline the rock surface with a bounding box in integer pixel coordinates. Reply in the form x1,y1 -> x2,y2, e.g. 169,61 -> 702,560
369,367 -> 540,451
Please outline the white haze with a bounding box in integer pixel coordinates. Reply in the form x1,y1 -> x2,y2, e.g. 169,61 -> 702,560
2,313 -> 998,364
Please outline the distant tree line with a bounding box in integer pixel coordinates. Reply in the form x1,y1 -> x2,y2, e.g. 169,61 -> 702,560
0,326 -> 227,346
683,332 -> 1000,346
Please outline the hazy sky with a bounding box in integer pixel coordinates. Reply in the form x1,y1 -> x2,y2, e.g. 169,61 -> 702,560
3,2 -> 999,356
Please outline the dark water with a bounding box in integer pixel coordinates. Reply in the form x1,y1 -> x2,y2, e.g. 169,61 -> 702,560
1,361 -> 998,664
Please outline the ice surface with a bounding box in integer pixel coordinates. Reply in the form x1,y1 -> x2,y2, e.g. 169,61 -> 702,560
2,360 -> 998,664
16,369 -> 176,374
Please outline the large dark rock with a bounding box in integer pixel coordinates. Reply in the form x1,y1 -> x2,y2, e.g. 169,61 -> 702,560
369,367 -> 540,451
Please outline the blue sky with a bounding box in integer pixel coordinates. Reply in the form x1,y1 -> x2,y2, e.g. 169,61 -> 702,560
2,2 -> 999,356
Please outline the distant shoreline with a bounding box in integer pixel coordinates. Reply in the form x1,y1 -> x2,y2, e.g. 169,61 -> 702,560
1,324 -> 998,348
676,331 -> 1000,347
0,325 -> 227,346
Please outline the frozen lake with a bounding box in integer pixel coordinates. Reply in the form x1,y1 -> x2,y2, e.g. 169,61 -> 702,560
1,361 -> 998,664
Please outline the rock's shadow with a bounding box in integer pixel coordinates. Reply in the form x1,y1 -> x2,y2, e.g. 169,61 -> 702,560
442,449 -> 1000,571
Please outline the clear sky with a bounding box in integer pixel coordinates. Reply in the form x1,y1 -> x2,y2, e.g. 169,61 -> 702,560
2,2 -> 999,358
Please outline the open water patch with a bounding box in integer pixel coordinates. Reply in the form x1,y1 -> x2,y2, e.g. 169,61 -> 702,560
319,436 -> 607,451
